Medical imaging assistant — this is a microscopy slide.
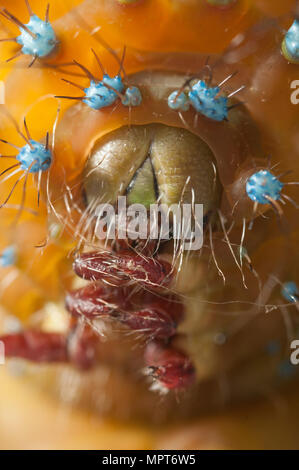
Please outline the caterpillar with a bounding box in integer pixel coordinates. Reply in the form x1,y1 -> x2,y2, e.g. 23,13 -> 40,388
0,0 -> 299,437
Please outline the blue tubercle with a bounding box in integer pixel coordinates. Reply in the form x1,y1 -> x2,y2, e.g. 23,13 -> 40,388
0,246 -> 16,267
281,281 -> 299,303
282,19 -> 299,64
17,140 -> 52,173
16,14 -> 57,58
122,86 -> 142,107
168,90 -> 190,111
188,80 -> 228,122
83,80 -> 117,110
102,74 -> 124,93
246,170 -> 284,204
83,76 -> 125,110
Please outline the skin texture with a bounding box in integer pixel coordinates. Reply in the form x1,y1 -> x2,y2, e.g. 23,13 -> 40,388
0,0 -> 299,449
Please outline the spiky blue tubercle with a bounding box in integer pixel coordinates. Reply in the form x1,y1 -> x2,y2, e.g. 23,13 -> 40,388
282,19 -> 299,64
281,281 -> 299,303
189,80 -> 228,122
168,90 -> 190,111
122,86 -> 142,107
16,15 -> 57,58
246,170 -> 284,204
83,77 -> 124,110
102,74 -> 124,93
17,140 -> 52,173
0,246 -> 16,267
